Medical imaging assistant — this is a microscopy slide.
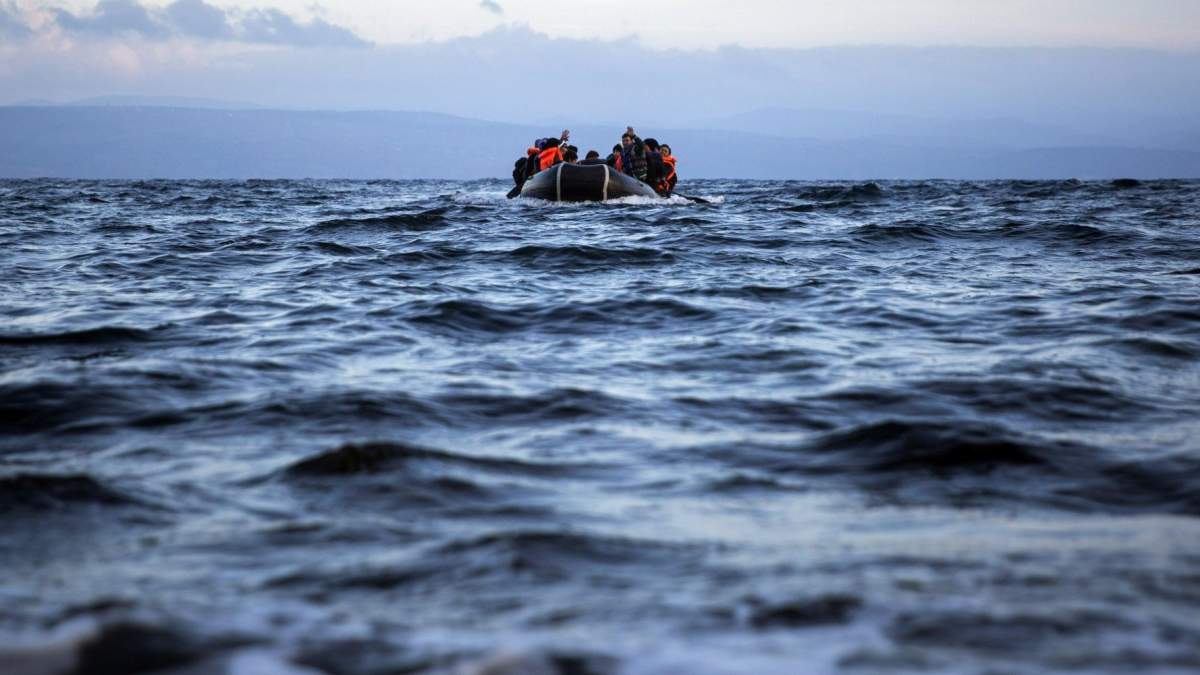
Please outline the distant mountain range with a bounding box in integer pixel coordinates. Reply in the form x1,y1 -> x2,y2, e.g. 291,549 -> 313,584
7,95 -> 266,110
692,108 -> 1118,149
2,104 -> 1197,179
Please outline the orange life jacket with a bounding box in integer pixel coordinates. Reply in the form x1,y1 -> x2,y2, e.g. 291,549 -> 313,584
614,154 -> 624,173
538,146 -> 564,171
658,155 -> 677,194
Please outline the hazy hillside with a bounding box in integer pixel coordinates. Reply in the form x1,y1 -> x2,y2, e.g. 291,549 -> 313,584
694,108 -> 1119,149
2,106 -> 1198,179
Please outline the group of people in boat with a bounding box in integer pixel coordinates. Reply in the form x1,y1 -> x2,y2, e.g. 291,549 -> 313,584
512,127 -> 678,197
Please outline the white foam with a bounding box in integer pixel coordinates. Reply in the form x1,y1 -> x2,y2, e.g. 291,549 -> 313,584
449,188 -> 724,207
228,648 -> 328,675
513,194 -> 722,207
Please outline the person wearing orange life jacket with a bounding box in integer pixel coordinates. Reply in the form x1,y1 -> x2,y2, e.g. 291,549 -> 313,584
527,130 -> 570,177
606,144 -> 623,170
659,144 -> 678,195
641,137 -> 667,195
537,138 -> 566,171
508,129 -> 571,198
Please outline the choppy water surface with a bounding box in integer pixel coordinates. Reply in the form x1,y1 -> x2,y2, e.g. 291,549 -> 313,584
2,178 -> 1199,675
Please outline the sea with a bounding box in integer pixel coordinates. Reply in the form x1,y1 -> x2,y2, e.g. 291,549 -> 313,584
1,178 -> 1199,675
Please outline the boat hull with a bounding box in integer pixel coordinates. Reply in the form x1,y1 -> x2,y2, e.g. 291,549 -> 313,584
520,163 -> 659,202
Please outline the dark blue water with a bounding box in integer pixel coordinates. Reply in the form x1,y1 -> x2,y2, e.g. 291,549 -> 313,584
2,178 -> 1199,675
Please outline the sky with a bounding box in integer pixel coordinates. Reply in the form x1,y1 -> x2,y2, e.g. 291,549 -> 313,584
289,0 -> 1200,50
6,0 -> 1200,51
1,0 -> 1197,145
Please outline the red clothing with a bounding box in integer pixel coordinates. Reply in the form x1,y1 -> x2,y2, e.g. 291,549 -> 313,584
538,146 -> 564,171
659,155 -> 677,194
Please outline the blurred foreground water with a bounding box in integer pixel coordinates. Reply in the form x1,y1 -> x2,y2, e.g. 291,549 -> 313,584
2,178 -> 1199,674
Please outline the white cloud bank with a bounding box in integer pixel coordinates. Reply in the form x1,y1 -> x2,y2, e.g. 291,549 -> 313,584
4,0 -> 369,47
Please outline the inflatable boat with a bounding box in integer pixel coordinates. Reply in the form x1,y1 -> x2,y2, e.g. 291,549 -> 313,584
520,162 -> 660,202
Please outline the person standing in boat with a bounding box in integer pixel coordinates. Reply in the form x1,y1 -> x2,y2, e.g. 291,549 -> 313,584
618,127 -> 649,183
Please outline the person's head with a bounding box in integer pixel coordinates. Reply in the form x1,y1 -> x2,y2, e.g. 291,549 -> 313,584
612,144 -> 622,154
644,138 -> 660,151
563,148 -> 578,163
621,134 -> 633,149
544,138 -> 561,149
661,144 -> 672,157
586,150 -> 600,160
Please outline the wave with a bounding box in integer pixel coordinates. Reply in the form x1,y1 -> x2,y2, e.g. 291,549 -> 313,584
266,528 -> 675,598
911,377 -> 1158,423
305,241 -> 378,256
307,207 -> 451,232
0,473 -> 141,511
283,441 -> 585,479
1117,307 -> 1200,332
278,442 -> 554,512
801,419 -> 1058,473
0,326 -> 159,346
850,221 -> 956,245
729,418 -> 1200,515
1098,336 -> 1199,359
239,390 -> 444,429
746,593 -> 863,629
434,387 -> 631,424
787,182 -> 885,201
506,244 -> 675,267
886,607 -> 1135,654
0,381 -> 142,435
406,297 -> 716,335
1000,220 -> 1141,245
17,620 -> 251,675
434,529 -> 683,578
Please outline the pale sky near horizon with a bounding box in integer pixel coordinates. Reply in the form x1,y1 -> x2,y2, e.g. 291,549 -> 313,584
24,0 -> 1200,50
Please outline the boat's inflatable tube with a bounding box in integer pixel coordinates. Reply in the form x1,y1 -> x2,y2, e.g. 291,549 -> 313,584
520,162 -> 659,202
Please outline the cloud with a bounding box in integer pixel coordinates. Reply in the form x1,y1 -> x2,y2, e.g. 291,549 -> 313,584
239,8 -> 368,48
0,1 -> 32,40
164,0 -> 232,40
53,0 -> 168,39
479,0 -> 504,15
46,0 -> 368,48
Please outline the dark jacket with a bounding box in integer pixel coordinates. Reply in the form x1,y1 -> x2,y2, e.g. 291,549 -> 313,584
620,135 -> 648,183
644,150 -> 665,193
